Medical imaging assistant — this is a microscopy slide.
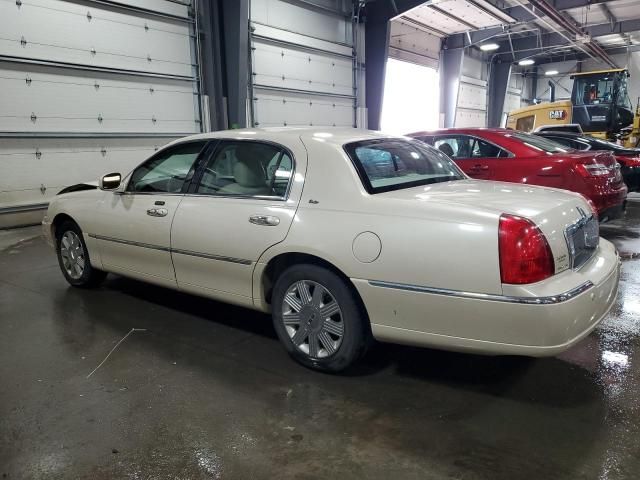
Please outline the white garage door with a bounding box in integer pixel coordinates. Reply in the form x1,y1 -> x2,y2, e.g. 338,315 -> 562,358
249,0 -> 355,128
0,0 -> 201,226
455,76 -> 487,127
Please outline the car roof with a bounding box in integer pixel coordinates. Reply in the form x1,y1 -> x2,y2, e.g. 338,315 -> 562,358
167,127 -> 406,148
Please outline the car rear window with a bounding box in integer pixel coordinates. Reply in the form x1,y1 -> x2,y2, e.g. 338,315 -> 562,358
505,131 -> 571,153
344,138 -> 465,193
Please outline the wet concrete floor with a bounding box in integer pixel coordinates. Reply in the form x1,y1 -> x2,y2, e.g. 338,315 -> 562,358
1,200 -> 640,479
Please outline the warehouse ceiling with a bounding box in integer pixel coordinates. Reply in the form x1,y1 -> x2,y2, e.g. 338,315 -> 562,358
427,0 -> 640,66
486,0 -> 640,66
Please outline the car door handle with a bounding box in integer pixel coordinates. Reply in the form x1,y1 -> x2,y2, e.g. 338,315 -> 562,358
147,208 -> 168,217
249,215 -> 280,226
472,164 -> 489,170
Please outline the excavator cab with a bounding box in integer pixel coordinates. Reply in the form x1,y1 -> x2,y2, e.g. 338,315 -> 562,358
571,69 -> 634,134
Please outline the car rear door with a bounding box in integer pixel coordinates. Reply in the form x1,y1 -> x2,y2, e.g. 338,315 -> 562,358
170,138 -> 306,305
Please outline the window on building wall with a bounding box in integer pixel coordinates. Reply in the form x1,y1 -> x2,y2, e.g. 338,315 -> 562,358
380,58 -> 440,135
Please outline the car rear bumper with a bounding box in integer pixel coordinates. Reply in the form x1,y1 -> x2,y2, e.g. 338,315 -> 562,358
352,240 -> 621,357
592,185 -> 628,221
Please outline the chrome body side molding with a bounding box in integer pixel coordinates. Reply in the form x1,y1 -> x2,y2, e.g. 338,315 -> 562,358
89,234 -> 252,265
368,280 -> 594,305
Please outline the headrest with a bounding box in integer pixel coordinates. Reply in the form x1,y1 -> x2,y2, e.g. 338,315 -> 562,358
233,145 -> 268,188
438,143 -> 454,157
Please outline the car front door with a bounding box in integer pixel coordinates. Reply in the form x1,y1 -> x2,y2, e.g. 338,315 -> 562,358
433,135 -> 511,180
93,140 -> 209,287
170,139 -> 306,306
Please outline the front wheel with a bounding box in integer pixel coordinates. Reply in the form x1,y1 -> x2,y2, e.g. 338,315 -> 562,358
55,220 -> 107,288
271,264 -> 370,372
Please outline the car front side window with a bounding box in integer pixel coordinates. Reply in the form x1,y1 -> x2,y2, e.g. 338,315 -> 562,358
194,141 -> 293,198
128,141 -> 207,193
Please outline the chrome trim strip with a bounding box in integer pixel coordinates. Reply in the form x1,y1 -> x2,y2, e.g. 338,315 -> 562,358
89,234 -> 170,252
368,280 -> 595,305
171,248 -> 252,265
89,234 -> 252,265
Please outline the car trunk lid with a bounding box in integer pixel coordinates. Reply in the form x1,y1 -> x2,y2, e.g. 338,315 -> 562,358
376,179 -> 597,274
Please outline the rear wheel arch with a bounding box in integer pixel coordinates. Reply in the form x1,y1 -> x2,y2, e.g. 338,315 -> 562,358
261,252 -> 370,324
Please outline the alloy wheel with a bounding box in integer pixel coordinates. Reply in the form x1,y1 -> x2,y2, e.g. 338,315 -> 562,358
60,231 -> 85,280
281,280 -> 344,359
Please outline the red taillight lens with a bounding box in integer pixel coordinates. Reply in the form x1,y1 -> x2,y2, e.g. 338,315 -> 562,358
498,214 -> 555,284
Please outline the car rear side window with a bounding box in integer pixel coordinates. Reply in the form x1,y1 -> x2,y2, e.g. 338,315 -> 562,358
344,138 -> 465,194
194,141 -> 293,198
433,135 -> 510,159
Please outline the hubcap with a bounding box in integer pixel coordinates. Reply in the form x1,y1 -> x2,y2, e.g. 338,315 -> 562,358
60,231 -> 85,280
281,280 -> 344,359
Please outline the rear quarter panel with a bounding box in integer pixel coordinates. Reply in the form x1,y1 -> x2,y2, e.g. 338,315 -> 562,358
255,137 -> 504,308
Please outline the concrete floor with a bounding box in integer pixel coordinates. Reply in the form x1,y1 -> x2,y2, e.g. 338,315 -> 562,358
1,201 -> 639,480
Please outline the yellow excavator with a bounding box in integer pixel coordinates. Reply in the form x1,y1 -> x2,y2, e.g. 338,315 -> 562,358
507,68 -> 640,148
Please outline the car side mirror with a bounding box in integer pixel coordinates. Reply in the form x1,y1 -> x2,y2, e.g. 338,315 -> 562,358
100,172 -> 122,190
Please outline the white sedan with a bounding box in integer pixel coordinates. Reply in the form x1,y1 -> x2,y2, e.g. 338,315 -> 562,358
43,128 -> 621,372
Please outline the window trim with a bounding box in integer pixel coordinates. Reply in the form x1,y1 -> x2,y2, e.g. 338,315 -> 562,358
186,138 -> 297,202
343,138 -> 466,195
124,139 -> 212,195
432,134 -> 515,159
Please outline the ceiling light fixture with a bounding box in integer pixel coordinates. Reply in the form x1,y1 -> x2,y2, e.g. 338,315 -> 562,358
545,70 -> 559,76
518,59 -> 535,66
479,43 -> 500,51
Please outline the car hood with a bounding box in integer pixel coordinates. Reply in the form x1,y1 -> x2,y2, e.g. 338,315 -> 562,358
376,179 -> 587,218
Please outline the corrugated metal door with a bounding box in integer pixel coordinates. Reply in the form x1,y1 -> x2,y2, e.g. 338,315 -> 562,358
0,0 -> 202,226
388,18 -> 440,70
249,0 -> 356,128
455,76 -> 487,127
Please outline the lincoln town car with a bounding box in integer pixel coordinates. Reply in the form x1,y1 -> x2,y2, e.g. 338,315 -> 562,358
43,129 -> 621,372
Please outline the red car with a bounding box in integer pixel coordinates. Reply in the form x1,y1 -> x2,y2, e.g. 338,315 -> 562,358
408,128 -> 628,221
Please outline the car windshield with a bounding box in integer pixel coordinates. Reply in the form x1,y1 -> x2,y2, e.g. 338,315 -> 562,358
344,138 -> 465,193
506,131 -> 571,153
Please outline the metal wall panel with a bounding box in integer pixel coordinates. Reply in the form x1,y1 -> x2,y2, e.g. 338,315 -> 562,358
0,137 -> 175,208
251,0 -> 351,45
249,0 -> 356,128
0,0 -> 201,224
253,89 -> 354,128
0,62 -> 199,133
0,0 -> 193,76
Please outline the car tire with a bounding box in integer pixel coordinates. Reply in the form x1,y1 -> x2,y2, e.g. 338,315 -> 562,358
55,220 -> 107,288
272,264 -> 370,372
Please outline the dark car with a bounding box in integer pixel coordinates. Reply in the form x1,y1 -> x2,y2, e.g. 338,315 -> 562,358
535,131 -> 640,192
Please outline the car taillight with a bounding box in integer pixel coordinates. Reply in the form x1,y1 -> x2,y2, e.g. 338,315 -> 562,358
498,214 -> 555,284
575,162 -> 610,177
